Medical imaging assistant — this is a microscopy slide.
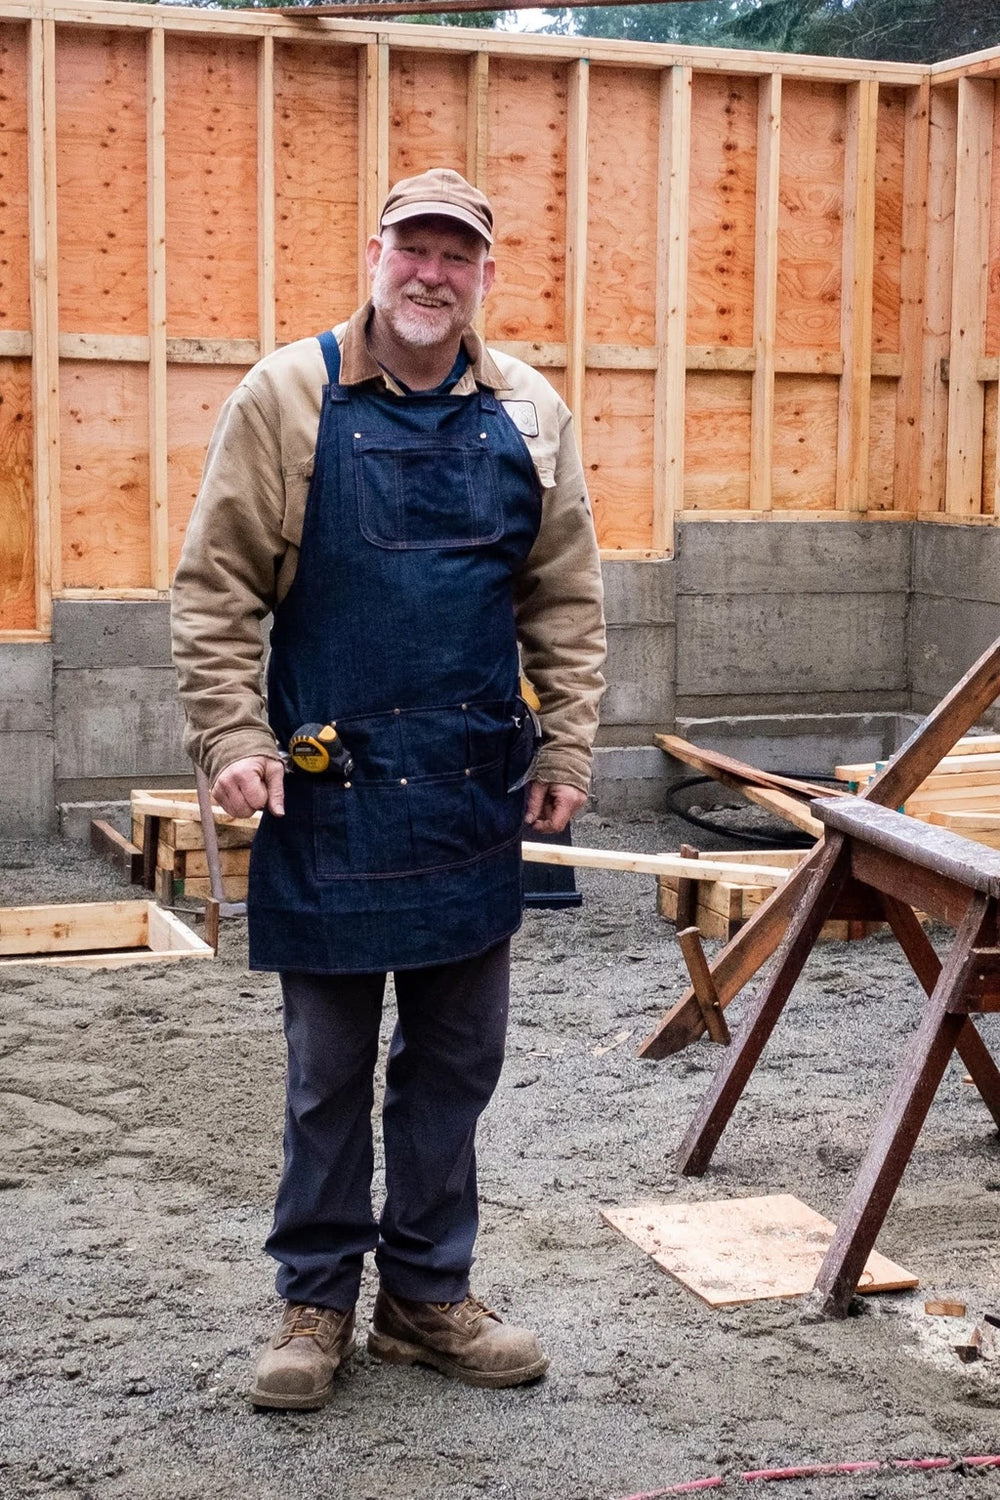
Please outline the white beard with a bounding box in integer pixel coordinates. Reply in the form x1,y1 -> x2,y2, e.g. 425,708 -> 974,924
371,266 -> 481,349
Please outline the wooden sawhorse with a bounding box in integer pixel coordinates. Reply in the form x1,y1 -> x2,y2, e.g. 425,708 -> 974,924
675,793 -> 1000,1318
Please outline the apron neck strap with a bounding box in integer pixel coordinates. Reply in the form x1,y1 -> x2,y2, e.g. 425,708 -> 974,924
317,330 -> 349,400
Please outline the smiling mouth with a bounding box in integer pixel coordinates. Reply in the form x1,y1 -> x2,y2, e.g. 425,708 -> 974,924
407,295 -> 453,310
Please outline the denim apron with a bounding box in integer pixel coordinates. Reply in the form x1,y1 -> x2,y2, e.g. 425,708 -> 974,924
247,331 -> 543,973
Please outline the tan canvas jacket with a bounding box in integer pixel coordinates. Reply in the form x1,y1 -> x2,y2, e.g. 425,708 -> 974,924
171,305 -> 607,792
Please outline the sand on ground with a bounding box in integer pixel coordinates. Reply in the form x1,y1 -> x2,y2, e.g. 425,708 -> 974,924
3,810 -> 1000,1500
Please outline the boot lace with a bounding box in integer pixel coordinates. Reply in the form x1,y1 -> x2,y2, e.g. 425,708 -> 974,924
285,1304 -> 341,1340
435,1294 -> 496,1326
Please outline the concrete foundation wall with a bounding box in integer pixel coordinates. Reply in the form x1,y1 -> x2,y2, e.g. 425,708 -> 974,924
910,525 -> 1000,721
2,517 -> 996,835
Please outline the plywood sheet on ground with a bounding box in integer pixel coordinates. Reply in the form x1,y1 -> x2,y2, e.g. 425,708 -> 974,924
0,22 -> 31,330
486,58 -> 566,345
275,40 -> 359,341
603,1194 -> 917,1306
586,65 -> 658,347
687,71 -> 757,350
165,35 -> 258,340
56,26 -> 148,336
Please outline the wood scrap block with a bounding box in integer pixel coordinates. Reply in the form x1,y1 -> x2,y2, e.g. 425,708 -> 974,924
602,1194 -> 917,1306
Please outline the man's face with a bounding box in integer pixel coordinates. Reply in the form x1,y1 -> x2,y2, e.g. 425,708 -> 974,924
367,216 -> 495,351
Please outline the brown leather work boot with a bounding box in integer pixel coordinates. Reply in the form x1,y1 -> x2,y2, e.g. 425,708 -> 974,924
249,1302 -> 356,1410
367,1289 -> 549,1388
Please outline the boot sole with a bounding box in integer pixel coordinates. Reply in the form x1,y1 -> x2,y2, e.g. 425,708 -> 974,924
367,1329 -> 549,1388
248,1337 -> 356,1410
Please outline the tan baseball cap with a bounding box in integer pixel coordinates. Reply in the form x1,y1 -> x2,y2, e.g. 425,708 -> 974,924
379,168 -> 494,247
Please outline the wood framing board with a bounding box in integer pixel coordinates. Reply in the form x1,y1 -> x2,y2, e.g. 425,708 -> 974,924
836,79 -> 877,512
654,848 -> 873,943
835,735 -> 1000,782
893,80 -> 930,513
520,841 -> 790,886
750,71 -> 780,513
0,356 -> 36,629
945,76 -> 993,516
0,899 -> 213,967
602,1194 -> 918,1306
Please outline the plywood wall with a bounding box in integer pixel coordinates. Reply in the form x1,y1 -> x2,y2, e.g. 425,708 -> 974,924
1,0 -> 1000,637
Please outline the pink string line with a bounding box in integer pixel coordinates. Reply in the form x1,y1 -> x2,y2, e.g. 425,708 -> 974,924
614,1453 -> 1000,1498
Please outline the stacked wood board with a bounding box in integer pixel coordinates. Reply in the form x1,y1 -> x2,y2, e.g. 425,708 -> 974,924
833,734 -> 1000,850
130,790 -> 259,903
655,849 -> 879,943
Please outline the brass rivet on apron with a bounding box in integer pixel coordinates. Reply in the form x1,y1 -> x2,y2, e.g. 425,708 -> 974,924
460,702 -> 468,710
400,778 -> 408,786
479,433 -> 487,440
344,781 -> 351,789
465,768 -> 471,777
394,707 -> 401,714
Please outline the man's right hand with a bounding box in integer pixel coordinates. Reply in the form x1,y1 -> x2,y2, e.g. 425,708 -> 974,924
212,755 -> 286,818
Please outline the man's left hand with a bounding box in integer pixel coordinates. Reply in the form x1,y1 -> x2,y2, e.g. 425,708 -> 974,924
523,781 -> 586,835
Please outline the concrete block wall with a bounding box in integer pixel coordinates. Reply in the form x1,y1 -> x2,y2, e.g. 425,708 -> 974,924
2,517 -> 997,835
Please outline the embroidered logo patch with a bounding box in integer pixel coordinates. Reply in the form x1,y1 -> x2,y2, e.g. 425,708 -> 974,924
502,400 -> 539,437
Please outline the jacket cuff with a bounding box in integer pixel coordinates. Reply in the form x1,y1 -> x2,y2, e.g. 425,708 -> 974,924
532,749 -> 591,796
202,729 -> 282,790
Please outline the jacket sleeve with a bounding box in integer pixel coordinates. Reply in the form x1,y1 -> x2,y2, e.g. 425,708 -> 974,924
170,382 -> 288,788
514,402 -> 606,794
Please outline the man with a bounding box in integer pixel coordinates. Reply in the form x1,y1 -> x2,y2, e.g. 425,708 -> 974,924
171,168 -> 606,1410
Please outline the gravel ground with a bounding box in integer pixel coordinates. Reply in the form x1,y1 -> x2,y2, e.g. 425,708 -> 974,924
2,810 -> 1000,1500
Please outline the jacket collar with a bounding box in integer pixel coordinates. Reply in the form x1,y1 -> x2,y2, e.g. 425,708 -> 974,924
337,301 -> 509,395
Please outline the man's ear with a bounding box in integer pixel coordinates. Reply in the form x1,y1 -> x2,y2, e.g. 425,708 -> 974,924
481,256 -> 496,296
365,235 -> 384,279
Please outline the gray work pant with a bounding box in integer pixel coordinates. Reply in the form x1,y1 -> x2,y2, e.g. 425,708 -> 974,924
265,939 -> 511,1310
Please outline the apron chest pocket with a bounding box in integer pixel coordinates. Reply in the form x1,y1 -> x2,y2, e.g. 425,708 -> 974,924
355,437 -> 503,550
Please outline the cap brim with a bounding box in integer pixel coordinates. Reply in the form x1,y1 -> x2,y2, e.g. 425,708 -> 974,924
380,199 -> 493,246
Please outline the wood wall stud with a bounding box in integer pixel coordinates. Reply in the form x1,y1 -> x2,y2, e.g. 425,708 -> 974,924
893,80 -> 930,515
147,23 -> 169,592
750,72 -> 781,513
257,32 -> 276,357
837,79 -> 878,513
360,36 -> 388,298
27,14 -> 58,619
565,57 -> 589,424
945,76 -> 994,516
653,64 -> 691,555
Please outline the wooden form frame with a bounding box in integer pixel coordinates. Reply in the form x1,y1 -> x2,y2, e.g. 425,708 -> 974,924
0,898 -> 214,967
3,0 -> 1000,632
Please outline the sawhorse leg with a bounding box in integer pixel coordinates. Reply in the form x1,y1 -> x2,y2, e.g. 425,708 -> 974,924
675,835 -> 850,1177
883,894 -> 1000,1128
814,893 -> 991,1316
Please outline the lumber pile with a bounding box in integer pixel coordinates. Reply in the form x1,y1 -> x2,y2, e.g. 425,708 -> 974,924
833,734 -> 1000,849
654,848 -> 878,943
130,790 -> 259,904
